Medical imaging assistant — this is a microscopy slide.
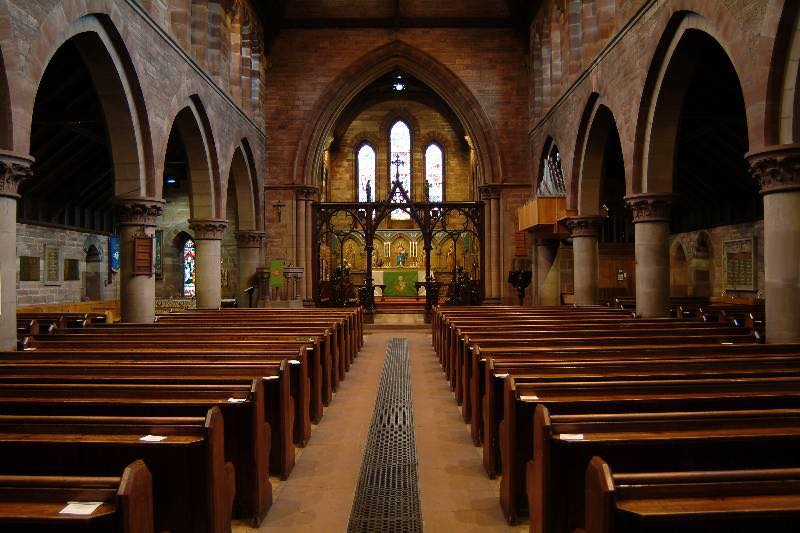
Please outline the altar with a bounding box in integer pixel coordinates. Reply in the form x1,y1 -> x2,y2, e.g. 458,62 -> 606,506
372,270 -> 427,297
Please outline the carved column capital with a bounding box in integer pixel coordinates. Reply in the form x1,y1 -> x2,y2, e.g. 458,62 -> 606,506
746,143 -> 800,194
296,186 -> 319,202
189,218 -> 228,240
236,230 -> 266,248
479,184 -> 501,201
113,197 -> 165,227
625,193 -> 673,223
564,216 -> 604,238
0,151 -> 34,199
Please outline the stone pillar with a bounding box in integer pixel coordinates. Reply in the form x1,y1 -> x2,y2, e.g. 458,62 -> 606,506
305,192 -> 314,302
295,194 -> 307,299
565,217 -> 603,306
747,144 -> 800,342
491,194 -> 502,300
535,239 -> 559,305
236,230 -> 265,307
189,219 -> 227,309
0,152 -> 33,349
114,197 -> 165,323
626,194 -> 673,318
481,186 -> 501,300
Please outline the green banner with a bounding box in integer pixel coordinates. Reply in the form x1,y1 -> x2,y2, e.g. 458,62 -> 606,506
383,270 -> 418,297
269,259 -> 285,288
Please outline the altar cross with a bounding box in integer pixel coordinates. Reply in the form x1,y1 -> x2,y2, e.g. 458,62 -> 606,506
391,154 -> 405,184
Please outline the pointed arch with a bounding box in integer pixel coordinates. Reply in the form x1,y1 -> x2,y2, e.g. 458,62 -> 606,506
228,141 -> 257,231
295,40 -> 503,188
0,45 -> 11,150
576,102 -> 623,216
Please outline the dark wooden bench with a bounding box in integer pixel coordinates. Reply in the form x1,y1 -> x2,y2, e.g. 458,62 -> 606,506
0,408 -> 234,533
531,407 -> 800,533
584,458 -> 800,533
0,460 -> 153,533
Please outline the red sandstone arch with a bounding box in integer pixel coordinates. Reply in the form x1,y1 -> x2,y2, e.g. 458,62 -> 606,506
294,40 -> 503,189
227,142 -> 257,231
568,92 -> 600,211
767,0 -> 800,144
0,46 -> 11,150
633,11 -> 748,194
166,97 -> 221,220
575,101 -> 623,216
22,13 -> 153,198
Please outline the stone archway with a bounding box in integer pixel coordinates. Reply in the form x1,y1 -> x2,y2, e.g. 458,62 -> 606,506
295,41 -> 503,190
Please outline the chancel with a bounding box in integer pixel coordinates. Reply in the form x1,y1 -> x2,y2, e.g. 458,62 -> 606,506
1,1 -> 800,532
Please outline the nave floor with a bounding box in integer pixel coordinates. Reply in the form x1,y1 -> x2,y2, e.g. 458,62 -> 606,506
234,329 -> 526,532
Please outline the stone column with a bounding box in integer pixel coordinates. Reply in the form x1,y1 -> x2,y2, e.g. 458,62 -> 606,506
481,186 -> 501,300
295,193 -> 307,300
236,230 -> 265,307
747,145 -> 800,342
189,219 -> 227,309
0,152 -> 33,349
626,194 -> 673,318
535,238 -> 559,305
304,191 -> 314,302
114,197 -> 165,323
565,217 -> 603,306
491,194 -> 502,300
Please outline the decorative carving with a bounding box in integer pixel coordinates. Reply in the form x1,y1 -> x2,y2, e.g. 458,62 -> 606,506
746,144 -> 800,194
564,216 -> 604,238
625,193 -> 673,223
189,219 -> 228,240
0,152 -> 34,199
114,198 -> 165,226
297,186 -> 318,201
236,230 -> 266,248
479,184 -> 501,201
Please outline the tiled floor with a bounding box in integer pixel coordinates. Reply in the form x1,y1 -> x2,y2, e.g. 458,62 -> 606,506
235,328 -> 526,532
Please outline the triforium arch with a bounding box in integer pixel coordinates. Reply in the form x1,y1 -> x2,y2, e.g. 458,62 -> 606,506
634,11 -> 748,195
295,40 -> 503,190
21,13 -> 154,198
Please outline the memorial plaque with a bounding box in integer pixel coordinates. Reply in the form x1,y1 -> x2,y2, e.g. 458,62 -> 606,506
133,234 -> 153,276
44,245 -> 60,285
724,238 -> 755,291
19,256 -> 40,282
64,258 -> 80,281
154,230 -> 163,278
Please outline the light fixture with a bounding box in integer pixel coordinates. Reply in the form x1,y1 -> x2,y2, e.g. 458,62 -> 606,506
166,176 -> 177,185
393,74 -> 405,91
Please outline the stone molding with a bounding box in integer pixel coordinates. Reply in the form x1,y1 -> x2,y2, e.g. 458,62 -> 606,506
0,151 -> 34,199
479,185 -> 501,200
745,143 -> 800,194
625,193 -> 673,223
296,186 -> 319,201
113,197 -> 165,226
189,219 -> 228,240
236,230 -> 266,248
564,216 -> 604,238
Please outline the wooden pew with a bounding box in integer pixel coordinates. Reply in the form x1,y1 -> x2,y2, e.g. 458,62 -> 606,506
0,408 -> 235,533
0,460 -> 154,533
0,378 -> 271,526
531,407 -> 800,533
584,458 -> 800,533
500,376 -> 800,524
0,359 -> 296,481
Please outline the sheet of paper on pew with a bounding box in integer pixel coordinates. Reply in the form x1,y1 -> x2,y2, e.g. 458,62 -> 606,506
557,433 -> 584,440
520,395 -> 539,401
263,376 -> 279,380
139,435 -> 167,442
60,502 -> 104,515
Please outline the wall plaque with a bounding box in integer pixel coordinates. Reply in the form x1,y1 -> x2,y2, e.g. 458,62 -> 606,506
64,258 -> 80,281
724,237 -> 755,291
19,256 -> 40,282
154,230 -> 163,279
44,245 -> 61,285
133,235 -> 154,276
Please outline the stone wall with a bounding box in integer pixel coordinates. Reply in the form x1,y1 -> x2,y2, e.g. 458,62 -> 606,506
155,184 -> 191,298
16,223 -> 118,305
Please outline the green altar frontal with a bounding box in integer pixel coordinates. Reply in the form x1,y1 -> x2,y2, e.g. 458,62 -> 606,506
382,270 -> 419,296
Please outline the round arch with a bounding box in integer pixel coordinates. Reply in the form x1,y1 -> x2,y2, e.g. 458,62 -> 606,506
24,14 -> 153,198
634,12 -> 748,194
294,40 -> 503,189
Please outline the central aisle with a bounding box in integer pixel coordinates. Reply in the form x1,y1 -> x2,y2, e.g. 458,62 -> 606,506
237,329 -> 526,532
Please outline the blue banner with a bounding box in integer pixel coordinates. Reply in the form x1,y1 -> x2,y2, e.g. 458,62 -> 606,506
109,235 -> 120,272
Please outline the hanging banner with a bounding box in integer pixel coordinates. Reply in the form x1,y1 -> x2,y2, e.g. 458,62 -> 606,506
269,259 -> 285,288
109,235 -> 121,272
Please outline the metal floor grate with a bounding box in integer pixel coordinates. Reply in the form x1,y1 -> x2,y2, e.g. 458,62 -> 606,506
348,337 -> 423,532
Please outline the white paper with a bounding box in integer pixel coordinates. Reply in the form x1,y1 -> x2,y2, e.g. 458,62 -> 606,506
139,435 -> 167,442
59,502 -> 104,515
494,373 -> 510,379
558,433 -> 584,440
263,375 -> 279,380
520,395 -> 539,401
288,359 -> 301,365
721,342 -> 734,345
227,397 -> 247,403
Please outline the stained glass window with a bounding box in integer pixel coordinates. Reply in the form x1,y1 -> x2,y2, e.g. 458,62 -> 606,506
182,238 -> 196,297
425,143 -> 443,202
357,144 -> 375,202
389,120 -> 411,220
